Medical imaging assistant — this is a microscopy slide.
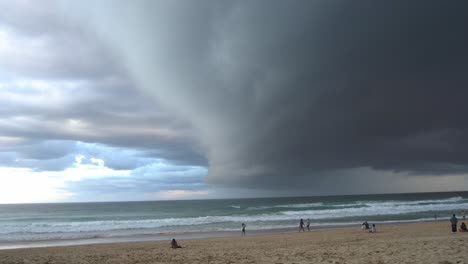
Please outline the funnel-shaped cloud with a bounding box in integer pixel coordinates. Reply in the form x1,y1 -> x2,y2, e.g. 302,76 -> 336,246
65,1 -> 468,191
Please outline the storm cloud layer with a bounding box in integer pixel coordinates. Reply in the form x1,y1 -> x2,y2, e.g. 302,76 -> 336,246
0,0 -> 210,202
1,1 -> 468,202
74,0 -> 468,189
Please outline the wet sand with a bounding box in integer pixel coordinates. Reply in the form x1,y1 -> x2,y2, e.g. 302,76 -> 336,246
0,221 -> 467,264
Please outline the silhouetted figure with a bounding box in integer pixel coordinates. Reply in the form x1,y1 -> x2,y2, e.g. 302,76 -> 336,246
171,239 -> 182,249
460,222 -> 467,232
363,221 -> 370,230
450,214 -> 458,233
299,218 -> 305,232
241,223 -> 246,236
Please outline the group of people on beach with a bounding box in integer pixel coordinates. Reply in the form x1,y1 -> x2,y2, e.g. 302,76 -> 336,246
240,218 -> 311,237
450,212 -> 467,233
170,210 -> 467,249
361,221 -> 376,233
360,210 -> 468,235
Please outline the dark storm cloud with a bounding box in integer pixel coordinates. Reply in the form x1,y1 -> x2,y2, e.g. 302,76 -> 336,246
81,0 -> 468,190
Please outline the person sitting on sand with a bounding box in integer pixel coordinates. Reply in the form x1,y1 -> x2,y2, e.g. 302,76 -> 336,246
171,239 -> 182,249
460,222 -> 467,232
369,224 -> 376,233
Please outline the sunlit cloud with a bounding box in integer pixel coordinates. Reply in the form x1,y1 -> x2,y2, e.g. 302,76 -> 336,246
148,190 -> 210,200
0,141 -> 209,203
0,154 -> 132,203
0,167 -> 71,204
0,136 -> 26,146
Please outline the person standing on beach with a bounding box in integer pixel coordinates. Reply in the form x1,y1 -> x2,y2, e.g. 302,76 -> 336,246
241,223 -> 246,236
364,221 -> 370,229
462,210 -> 465,220
299,219 -> 305,232
450,214 -> 458,233
306,218 -> 310,231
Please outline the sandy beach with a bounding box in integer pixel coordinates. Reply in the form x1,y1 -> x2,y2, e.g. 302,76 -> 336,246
0,221 -> 467,264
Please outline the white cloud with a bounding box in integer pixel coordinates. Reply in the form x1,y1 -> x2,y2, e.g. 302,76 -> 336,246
0,154 -> 131,203
0,167 -> 70,204
0,79 -> 81,108
0,28 -> 49,73
0,1 -> 209,203
148,190 -> 210,200
0,136 -> 26,146
62,154 -> 131,181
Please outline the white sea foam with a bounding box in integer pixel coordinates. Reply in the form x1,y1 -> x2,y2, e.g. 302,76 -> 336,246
353,196 -> 464,206
2,199 -> 466,235
247,202 -> 324,210
0,196 -> 466,242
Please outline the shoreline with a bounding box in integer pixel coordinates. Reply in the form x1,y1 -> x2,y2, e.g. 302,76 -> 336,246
0,221 -> 466,264
0,218 -> 449,250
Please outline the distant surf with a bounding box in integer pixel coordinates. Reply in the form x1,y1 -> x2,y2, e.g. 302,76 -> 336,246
0,191 -> 466,247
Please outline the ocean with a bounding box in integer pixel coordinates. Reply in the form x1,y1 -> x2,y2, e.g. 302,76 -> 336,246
0,191 -> 467,248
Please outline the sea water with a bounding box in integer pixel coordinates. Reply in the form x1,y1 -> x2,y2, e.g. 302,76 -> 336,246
0,191 -> 467,247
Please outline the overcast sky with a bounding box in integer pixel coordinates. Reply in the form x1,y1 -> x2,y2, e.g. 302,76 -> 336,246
1,0 -> 467,203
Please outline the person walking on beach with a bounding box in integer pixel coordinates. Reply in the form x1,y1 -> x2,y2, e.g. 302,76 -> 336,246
241,223 -> 246,236
299,218 -> 305,232
450,214 -> 458,233
306,218 -> 310,231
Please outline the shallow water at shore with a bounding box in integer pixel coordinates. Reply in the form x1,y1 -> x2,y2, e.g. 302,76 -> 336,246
1,191 -> 466,249
1,222 -> 467,264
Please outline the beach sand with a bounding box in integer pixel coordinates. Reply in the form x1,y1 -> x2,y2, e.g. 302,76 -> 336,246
1,222 -> 467,264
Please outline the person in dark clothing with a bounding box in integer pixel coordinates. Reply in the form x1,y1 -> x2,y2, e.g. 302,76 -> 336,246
299,219 -> 305,232
460,222 -> 467,232
450,214 -> 458,233
171,239 -> 182,249
241,223 -> 246,236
